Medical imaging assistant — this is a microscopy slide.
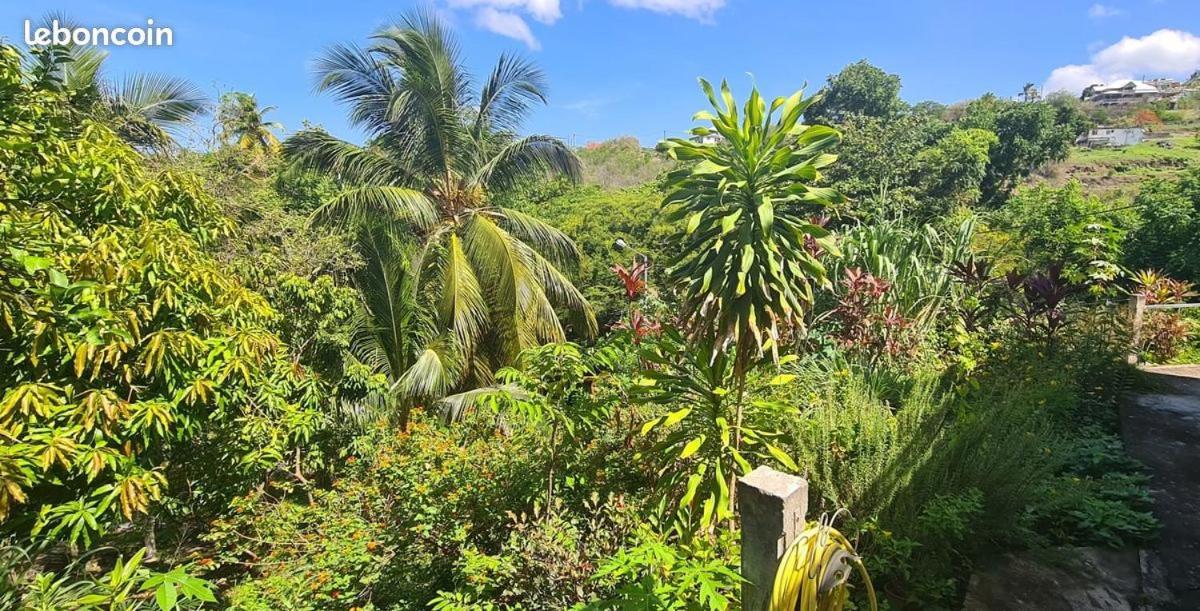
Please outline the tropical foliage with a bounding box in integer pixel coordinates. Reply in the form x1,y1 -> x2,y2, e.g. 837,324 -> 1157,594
284,10 -> 595,427
3,23 -> 1192,611
21,17 -> 207,150
217,92 -> 282,154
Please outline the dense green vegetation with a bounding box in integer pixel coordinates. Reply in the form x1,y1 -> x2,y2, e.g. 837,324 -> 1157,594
3,15 -> 1199,610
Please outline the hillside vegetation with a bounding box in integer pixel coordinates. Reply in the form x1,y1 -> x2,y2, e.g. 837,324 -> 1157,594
575,136 -> 678,188
1035,107 -> 1200,197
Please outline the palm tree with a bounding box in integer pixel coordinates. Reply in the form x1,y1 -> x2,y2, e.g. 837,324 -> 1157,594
217,92 -> 282,153
286,9 -> 594,428
22,16 -> 208,150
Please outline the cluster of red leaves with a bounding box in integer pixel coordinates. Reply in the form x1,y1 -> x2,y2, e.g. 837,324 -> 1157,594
611,260 -> 649,301
833,268 -> 915,358
1134,270 -> 1196,360
611,258 -> 659,344
613,309 -> 660,343
1142,312 -> 1193,361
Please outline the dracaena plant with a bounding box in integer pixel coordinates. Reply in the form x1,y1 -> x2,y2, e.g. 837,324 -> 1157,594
949,255 -> 997,332
660,80 -> 842,368
832,267 -> 916,361
635,330 -> 800,529
1004,263 -> 1083,343
653,80 -> 843,519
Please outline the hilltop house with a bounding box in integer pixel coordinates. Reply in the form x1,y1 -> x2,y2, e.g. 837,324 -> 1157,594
1077,127 -> 1145,148
1082,80 -> 1164,106
690,132 -> 724,145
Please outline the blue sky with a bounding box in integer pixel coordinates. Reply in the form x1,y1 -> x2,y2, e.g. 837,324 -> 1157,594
5,1 -> 1199,146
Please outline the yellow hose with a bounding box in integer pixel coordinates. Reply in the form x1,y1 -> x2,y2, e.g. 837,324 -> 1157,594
769,521 -> 877,611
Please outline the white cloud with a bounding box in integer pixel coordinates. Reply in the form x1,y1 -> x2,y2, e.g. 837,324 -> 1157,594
475,7 -> 541,49
560,95 -> 622,118
449,0 -> 562,24
1093,29 -> 1200,73
1045,64 -> 1108,95
1088,4 -> 1122,19
1043,28 -> 1200,94
449,0 -> 727,49
608,0 -> 727,21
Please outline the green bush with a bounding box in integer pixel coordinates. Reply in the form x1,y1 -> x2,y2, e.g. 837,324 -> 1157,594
206,415 -> 546,609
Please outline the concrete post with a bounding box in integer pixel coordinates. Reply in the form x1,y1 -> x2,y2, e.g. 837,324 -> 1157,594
1128,293 -> 1146,365
738,466 -> 808,611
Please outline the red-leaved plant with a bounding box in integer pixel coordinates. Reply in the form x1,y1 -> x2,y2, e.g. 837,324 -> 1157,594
611,259 -> 649,301
833,268 -> 915,360
611,257 -> 659,344
1004,263 -> 1083,343
1134,269 -> 1196,306
1133,270 -> 1195,361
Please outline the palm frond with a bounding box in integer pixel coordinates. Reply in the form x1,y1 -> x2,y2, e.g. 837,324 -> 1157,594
313,42 -> 396,135
396,341 -> 463,399
371,8 -> 469,179
435,384 -> 531,423
474,135 -> 581,196
439,234 -> 489,352
490,207 -> 581,268
285,128 -> 413,186
310,185 -> 438,229
521,242 -> 598,339
107,73 -> 208,129
475,53 -> 547,135
463,214 -> 532,361
352,224 -> 432,379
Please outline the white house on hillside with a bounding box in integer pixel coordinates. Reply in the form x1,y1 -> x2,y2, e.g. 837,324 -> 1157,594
1081,80 -> 1163,106
1078,127 -> 1145,148
689,132 -> 724,145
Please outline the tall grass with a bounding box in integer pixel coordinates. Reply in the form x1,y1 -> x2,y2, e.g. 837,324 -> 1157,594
829,219 -> 975,330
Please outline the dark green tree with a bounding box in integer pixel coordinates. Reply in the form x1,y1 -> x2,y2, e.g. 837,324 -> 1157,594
1125,168 -> 1200,283
961,95 -> 1083,205
806,60 -> 905,124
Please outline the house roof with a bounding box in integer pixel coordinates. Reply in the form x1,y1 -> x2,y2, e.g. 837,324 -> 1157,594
1090,80 -> 1160,95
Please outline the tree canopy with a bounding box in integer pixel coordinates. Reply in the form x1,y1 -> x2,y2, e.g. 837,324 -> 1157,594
806,60 -> 905,124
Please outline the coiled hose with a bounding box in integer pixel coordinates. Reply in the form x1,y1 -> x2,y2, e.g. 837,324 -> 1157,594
769,518 -> 878,611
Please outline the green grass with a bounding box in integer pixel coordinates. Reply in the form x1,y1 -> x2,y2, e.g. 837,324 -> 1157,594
1071,137 -> 1200,165
1031,128 -> 1200,197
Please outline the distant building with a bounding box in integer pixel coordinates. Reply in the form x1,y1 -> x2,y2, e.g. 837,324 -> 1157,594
1078,127 -> 1145,148
1081,80 -> 1164,106
1020,83 -> 1041,102
690,133 -> 724,145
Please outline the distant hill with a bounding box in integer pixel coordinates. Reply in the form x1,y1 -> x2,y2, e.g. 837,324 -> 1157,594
576,136 -> 677,189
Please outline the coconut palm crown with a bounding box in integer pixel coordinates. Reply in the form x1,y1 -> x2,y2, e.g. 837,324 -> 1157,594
217,92 -> 283,153
21,15 -> 207,151
285,9 -> 595,427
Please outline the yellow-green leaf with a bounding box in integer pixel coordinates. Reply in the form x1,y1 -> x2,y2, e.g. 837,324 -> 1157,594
640,417 -> 662,436
663,408 -> 691,427
680,435 -> 706,459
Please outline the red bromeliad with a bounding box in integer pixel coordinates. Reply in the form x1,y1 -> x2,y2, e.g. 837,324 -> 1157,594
611,259 -> 649,301
614,309 -> 661,344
